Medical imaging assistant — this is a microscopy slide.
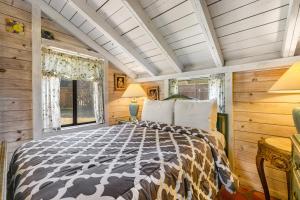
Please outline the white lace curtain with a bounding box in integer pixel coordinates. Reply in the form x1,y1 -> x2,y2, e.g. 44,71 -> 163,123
42,76 -> 61,130
208,73 -> 225,113
42,48 -> 104,130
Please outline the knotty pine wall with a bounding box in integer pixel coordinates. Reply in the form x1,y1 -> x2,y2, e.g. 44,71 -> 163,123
0,0 -> 164,153
0,0 -> 33,153
0,0 -> 90,158
233,67 -> 300,199
108,64 -> 164,125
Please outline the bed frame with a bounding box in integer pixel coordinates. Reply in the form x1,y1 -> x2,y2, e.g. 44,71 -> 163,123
163,94 -> 229,154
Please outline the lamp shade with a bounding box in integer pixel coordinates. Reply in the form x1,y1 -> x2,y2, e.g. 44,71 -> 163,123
269,62 -> 300,93
122,83 -> 146,98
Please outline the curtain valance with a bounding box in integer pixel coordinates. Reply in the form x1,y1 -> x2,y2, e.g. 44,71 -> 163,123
41,48 -> 104,81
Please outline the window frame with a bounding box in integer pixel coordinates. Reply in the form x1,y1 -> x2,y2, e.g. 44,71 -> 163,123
61,80 -> 96,127
177,78 -> 209,100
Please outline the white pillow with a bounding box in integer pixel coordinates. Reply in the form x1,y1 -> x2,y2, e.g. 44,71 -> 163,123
174,99 -> 218,131
141,99 -> 174,124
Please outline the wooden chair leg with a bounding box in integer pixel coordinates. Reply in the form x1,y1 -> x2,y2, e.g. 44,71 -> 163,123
256,155 -> 270,200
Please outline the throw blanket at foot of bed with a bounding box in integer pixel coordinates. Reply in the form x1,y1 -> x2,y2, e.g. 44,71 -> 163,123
7,122 -> 235,200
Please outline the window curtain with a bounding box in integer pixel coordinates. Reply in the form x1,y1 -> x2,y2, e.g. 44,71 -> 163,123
41,48 -> 103,81
208,73 -> 225,113
41,48 -> 104,130
168,79 -> 178,96
42,76 -> 61,130
93,66 -> 105,124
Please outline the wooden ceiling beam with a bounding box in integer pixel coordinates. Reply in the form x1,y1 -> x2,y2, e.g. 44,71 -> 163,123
69,0 -> 159,76
35,0 -> 136,79
135,55 -> 300,82
123,0 -> 183,73
190,0 -> 224,67
281,0 -> 300,57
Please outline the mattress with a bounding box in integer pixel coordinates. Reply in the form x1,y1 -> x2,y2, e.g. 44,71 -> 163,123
7,121 -> 235,200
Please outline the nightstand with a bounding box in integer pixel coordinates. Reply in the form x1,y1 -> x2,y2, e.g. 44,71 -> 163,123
256,137 -> 292,200
291,135 -> 300,200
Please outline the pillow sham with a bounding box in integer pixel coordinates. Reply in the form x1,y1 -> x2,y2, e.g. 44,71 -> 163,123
174,99 -> 217,131
141,99 -> 174,124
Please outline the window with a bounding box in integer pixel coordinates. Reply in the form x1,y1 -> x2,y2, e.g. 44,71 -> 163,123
177,78 -> 209,100
60,79 -> 96,126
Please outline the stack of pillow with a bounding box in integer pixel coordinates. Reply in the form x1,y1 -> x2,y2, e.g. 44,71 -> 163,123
141,99 -> 225,147
141,99 -> 218,132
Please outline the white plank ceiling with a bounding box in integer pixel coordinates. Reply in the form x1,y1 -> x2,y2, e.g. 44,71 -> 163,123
41,0 -> 300,78
207,0 -> 290,65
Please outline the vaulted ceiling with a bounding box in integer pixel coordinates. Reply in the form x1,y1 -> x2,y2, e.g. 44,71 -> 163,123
38,0 -> 300,79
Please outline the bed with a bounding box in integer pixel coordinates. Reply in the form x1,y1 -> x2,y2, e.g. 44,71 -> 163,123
7,96 -> 235,200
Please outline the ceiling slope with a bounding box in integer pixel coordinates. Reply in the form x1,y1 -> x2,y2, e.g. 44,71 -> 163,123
207,0 -> 290,65
32,0 -> 300,81
37,0 -> 136,78
190,0 -> 224,67
69,0 -> 159,76
123,0 -> 184,73
282,0 -> 300,57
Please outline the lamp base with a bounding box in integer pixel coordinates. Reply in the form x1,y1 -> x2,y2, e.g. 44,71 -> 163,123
129,101 -> 139,122
293,107 -> 300,133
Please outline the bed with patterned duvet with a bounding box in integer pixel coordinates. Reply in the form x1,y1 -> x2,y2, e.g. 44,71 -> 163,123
7,121 -> 236,200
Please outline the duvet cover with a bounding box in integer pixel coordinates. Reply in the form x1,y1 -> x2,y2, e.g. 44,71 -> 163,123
7,121 -> 235,200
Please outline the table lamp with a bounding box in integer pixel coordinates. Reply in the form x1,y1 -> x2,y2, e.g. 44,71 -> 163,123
122,83 -> 146,122
269,62 -> 300,133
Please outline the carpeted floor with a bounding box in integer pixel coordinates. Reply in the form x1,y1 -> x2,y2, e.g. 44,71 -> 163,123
217,187 -> 279,200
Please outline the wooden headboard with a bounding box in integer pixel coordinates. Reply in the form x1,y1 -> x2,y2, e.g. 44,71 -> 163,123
163,94 -> 229,154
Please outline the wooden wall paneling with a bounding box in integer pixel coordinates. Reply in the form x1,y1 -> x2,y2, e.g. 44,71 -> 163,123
0,0 -> 33,152
0,33 -> 32,51
0,0 -> 29,10
233,67 -> 300,199
0,46 -> 32,61
0,1 -> 31,22
0,0 -> 94,154
234,102 -> 300,115
234,112 -> 294,126
233,92 -> 300,103
41,17 -> 71,35
41,26 -> 89,49
108,62 -> 164,125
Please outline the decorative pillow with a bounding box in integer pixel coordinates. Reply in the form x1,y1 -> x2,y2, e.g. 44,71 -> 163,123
141,99 -> 174,124
174,99 -> 217,131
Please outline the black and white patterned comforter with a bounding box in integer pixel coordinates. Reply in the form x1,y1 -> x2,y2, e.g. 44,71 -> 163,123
7,121 -> 235,200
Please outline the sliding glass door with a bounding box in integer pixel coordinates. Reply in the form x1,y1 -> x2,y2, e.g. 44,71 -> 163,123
60,79 -> 96,126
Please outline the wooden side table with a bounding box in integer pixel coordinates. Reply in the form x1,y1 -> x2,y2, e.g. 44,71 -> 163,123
256,137 -> 292,200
